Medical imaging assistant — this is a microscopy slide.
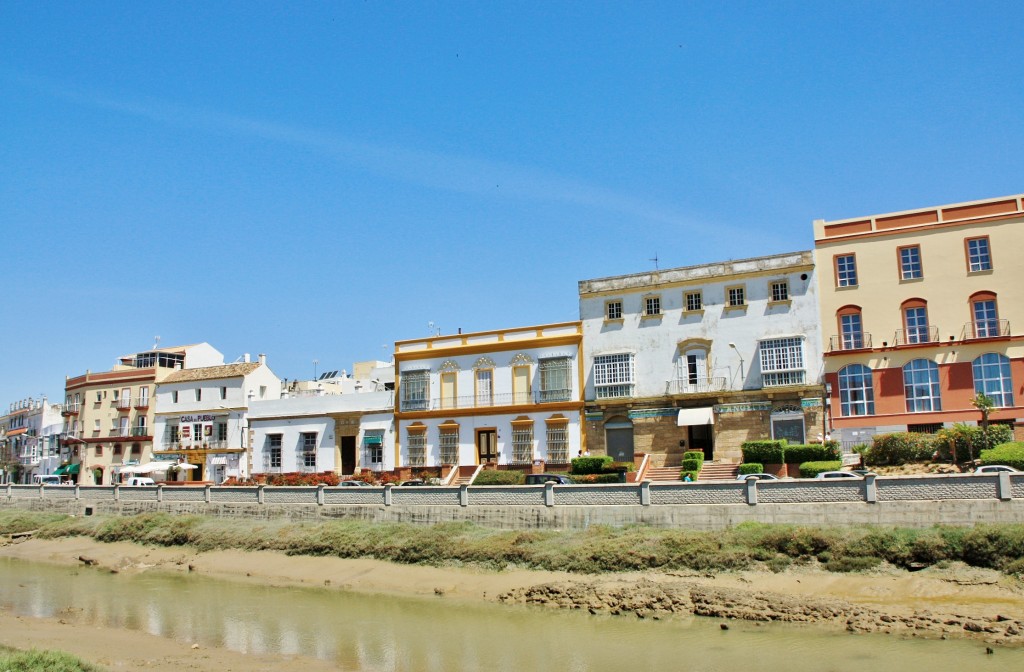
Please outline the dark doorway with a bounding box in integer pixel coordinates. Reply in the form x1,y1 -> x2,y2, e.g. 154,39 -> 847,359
689,424 -> 714,461
476,429 -> 498,464
341,436 -> 356,475
605,421 -> 634,463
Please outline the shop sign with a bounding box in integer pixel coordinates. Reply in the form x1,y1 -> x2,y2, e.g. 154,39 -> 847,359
180,414 -> 217,423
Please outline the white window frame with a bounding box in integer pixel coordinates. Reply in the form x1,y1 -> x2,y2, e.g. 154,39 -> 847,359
758,337 -> 806,387
593,353 -> 634,399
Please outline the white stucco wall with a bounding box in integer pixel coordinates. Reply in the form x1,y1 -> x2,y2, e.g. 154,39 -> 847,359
578,252 -> 823,400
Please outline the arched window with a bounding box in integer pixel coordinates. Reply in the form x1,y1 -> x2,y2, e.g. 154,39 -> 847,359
900,298 -> 932,344
903,359 -> 941,413
969,291 -> 1001,338
838,364 -> 874,416
972,353 -> 1014,407
836,305 -> 864,350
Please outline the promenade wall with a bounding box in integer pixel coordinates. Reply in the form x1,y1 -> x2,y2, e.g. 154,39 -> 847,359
2,474 -> 1022,531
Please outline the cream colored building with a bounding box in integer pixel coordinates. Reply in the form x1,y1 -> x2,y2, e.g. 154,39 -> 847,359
814,194 -> 1024,445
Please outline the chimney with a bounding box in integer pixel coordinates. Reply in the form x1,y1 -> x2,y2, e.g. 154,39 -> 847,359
258,353 -> 266,366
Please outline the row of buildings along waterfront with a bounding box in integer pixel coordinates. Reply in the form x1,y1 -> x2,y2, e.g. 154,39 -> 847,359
2,193 -> 1022,484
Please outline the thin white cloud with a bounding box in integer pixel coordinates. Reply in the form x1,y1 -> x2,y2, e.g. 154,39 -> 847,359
4,69 -> 719,231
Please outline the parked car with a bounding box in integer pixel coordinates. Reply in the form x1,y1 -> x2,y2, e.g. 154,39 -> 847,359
736,473 -> 779,481
400,479 -> 426,486
814,471 -> 861,479
125,477 -> 156,486
338,480 -> 372,486
524,474 -> 575,485
974,465 -> 1019,474
32,474 -> 66,486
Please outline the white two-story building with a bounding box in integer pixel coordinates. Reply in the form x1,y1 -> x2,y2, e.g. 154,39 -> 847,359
394,322 -> 584,473
153,354 -> 281,483
578,251 -> 825,465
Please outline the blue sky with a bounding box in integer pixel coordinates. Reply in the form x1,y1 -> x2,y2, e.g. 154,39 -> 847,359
2,1 -> 1023,405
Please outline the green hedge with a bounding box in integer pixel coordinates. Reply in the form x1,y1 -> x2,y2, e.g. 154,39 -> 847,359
799,461 -> 843,478
682,450 -> 705,462
572,473 -> 624,484
737,463 -> 764,475
681,458 -> 703,472
979,442 -> 1024,471
680,470 -> 700,482
863,433 -> 936,466
741,440 -> 786,464
571,456 -> 614,474
472,470 -> 524,485
784,443 -> 840,463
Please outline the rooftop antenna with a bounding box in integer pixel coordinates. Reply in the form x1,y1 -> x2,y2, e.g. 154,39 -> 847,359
649,253 -> 660,270
153,335 -> 161,349
313,358 -> 319,380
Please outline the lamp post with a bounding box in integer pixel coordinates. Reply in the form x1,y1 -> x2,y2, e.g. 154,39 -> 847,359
728,343 -> 745,388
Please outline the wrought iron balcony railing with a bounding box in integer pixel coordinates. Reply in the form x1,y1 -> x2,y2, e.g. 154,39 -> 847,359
893,326 -> 939,346
666,377 -> 729,395
963,319 -> 1010,340
828,333 -> 873,351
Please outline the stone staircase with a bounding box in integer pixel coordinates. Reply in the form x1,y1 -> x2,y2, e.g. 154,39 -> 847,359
697,462 -> 740,481
643,461 -> 740,482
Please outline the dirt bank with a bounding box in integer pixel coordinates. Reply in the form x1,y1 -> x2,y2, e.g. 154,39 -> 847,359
1,535 -> 1023,672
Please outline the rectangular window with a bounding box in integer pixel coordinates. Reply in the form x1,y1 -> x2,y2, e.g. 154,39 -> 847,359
972,299 -> 1000,338
220,386 -> 227,400
267,434 -> 282,469
165,424 -> 179,445
835,254 -> 858,287
95,391 -> 102,403
402,370 -> 430,411
538,357 -> 572,402
605,300 -> 622,320
966,237 -> 992,272
439,426 -> 459,465
904,306 -> 930,344
899,245 -> 923,280
643,295 -> 661,316
545,424 -> 568,463
195,388 -> 202,402
840,313 -> 864,350
137,386 -> 149,407
112,443 -> 123,456
759,337 -> 806,387
300,432 -> 317,469
727,286 -> 745,307
475,369 -> 493,406
684,291 -> 703,312
593,353 -> 634,399
172,390 -> 178,403
407,431 -> 427,467
217,422 -> 228,442
511,424 -> 533,464
94,419 -> 101,431
364,431 -> 384,465
770,281 -> 789,302
95,445 -> 103,457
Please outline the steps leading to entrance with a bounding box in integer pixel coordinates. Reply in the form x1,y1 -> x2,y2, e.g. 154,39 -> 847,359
697,462 -> 740,481
643,466 -> 684,482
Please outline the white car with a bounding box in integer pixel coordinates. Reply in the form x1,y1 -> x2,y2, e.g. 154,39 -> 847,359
814,471 -> 861,479
736,473 -> 779,481
974,465 -> 1019,474
125,477 -> 156,486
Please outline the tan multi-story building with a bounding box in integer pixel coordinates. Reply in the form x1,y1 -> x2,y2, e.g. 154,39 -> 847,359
814,194 -> 1024,447
61,343 -> 224,484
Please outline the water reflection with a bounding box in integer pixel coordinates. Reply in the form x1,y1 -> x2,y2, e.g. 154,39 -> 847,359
1,558 -> 1019,671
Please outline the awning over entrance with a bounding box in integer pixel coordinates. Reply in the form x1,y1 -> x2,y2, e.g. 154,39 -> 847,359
54,464 -> 68,475
363,434 -> 383,445
677,407 -> 714,426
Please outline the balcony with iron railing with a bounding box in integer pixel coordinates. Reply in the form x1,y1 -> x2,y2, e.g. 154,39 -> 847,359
130,425 -> 149,437
963,319 -> 1011,340
109,425 -> 130,438
828,333 -> 873,352
134,397 -> 150,409
116,397 -> 133,411
666,377 -> 729,395
61,403 -> 80,416
400,390 -> 573,413
893,326 -> 939,346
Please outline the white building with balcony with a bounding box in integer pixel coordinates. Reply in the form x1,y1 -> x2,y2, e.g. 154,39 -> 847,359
152,354 -> 281,483
248,390 -> 395,477
394,322 -> 584,475
1,397 -> 63,483
578,251 -> 825,465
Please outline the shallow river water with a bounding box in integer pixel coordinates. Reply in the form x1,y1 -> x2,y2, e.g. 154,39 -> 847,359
1,558 -> 1020,671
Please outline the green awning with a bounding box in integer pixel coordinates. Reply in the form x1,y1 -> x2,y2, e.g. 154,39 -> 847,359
66,463 -> 81,475
363,435 -> 382,445
53,464 -> 69,475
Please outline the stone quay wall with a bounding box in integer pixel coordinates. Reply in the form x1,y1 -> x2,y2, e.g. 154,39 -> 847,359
2,474 -> 1022,531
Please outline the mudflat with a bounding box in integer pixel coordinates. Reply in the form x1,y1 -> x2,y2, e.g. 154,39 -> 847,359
1,536 -> 1023,672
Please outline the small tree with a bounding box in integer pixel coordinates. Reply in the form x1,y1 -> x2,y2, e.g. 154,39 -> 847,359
971,393 -> 996,458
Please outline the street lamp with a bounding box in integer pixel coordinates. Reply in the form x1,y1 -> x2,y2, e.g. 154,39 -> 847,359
728,343 -> 745,387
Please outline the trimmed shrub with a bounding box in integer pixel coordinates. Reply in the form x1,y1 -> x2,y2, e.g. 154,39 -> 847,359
935,424 -> 1015,462
472,470 -> 524,485
863,433 -> 935,466
784,443 -> 840,463
741,440 -> 786,465
737,463 -> 764,475
978,442 -> 1024,470
680,470 -> 700,482
571,456 -> 613,474
681,458 -> 703,472
682,450 -> 705,462
798,461 -> 843,478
